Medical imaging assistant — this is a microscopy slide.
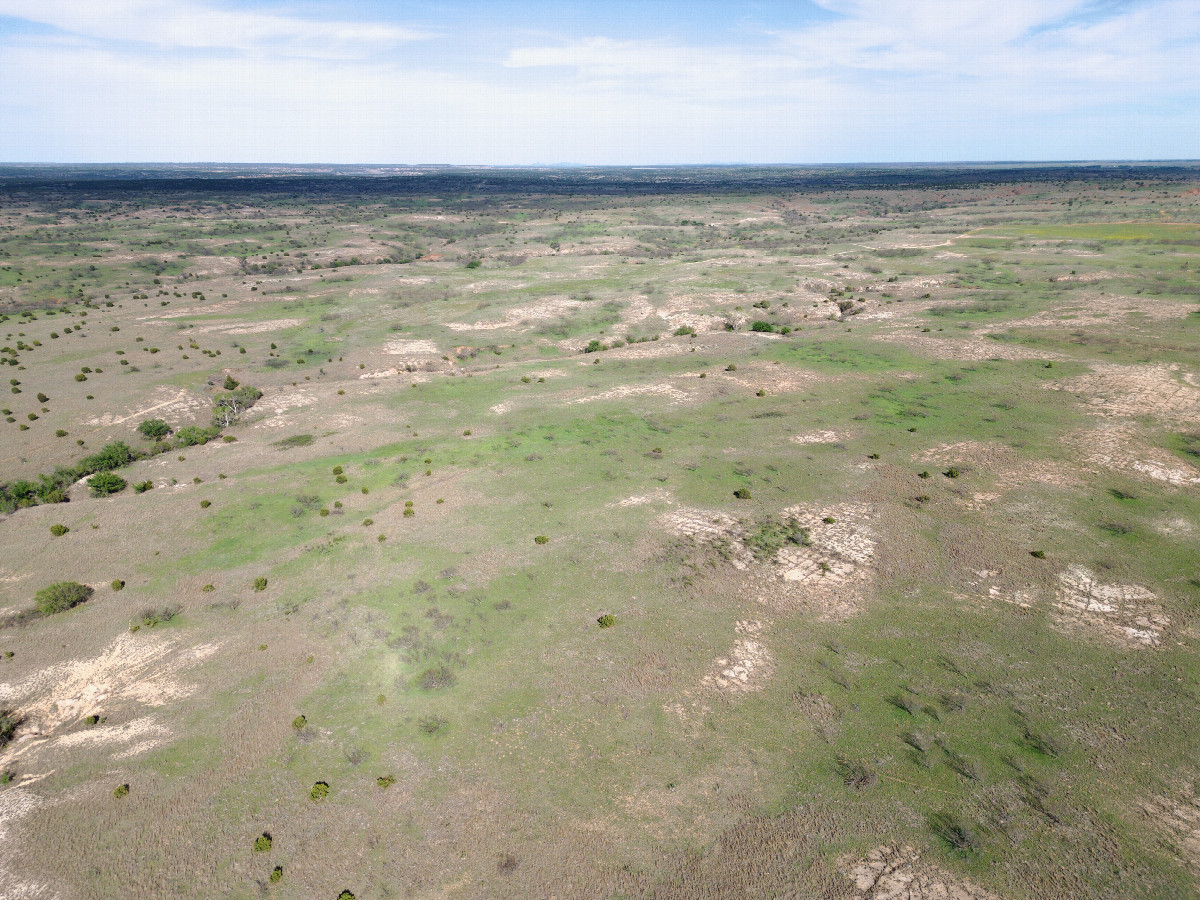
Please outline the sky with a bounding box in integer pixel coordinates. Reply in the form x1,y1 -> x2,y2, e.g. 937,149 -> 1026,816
0,0 -> 1197,164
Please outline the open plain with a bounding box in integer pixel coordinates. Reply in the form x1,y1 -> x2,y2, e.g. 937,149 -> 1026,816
0,164 -> 1198,899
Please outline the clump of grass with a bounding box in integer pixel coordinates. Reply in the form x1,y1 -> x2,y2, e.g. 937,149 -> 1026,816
273,434 -> 314,450
835,756 -> 878,790
417,666 -> 455,690
886,693 -> 921,716
929,812 -> 981,853
417,714 -> 448,736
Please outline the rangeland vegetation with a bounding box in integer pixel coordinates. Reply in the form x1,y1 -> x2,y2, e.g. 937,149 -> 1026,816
0,164 -> 1198,898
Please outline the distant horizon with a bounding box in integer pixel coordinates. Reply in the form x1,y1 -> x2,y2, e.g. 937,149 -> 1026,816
2,159 -> 1200,170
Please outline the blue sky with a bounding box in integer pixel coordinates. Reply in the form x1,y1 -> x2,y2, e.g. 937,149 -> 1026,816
0,0 -> 1196,164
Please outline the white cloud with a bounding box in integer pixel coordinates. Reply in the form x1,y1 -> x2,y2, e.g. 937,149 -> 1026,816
0,0 -> 426,57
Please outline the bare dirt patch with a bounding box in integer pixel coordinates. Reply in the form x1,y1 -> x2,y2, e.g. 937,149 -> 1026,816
701,620 -> 773,692
1054,566 -> 1168,647
849,845 -> 1000,900
445,297 -> 583,332
791,430 -> 847,445
0,635 -> 220,762
84,388 -> 207,428
1050,364 -> 1200,426
1139,783 -> 1200,874
1067,425 -> 1200,487
567,383 -> 691,406
197,318 -> 302,335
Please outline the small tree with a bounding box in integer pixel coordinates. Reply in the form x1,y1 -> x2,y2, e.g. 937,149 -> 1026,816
212,385 -> 263,429
89,472 -> 127,496
222,375 -> 240,390
34,581 -> 93,615
137,419 -> 171,441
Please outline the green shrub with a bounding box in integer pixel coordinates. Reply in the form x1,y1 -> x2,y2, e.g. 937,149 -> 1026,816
943,467 -> 960,479
0,710 -> 20,749
597,614 -> 616,628
253,577 -> 267,592
136,605 -> 180,628
253,832 -> 272,852
750,321 -> 774,332
269,866 -> 283,883
332,466 -> 343,475
49,524 -> 69,537
199,499 -> 211,509
583,339 -> 606,353
273,434 -> 314,450
533,535 -> 549,544
137,419 -> 171,441
309,781 -> 330,801
34,581 -> 92,615
292,715 -> 307,731
111,579 -> 125,591
733,488 -> 752,500
335,474 -> 348,484
89,472 -> 127,496
744,519 -> 809,560
113,784 -> 130,799
1030,550 -> 1046,559
377,775 -> 396,788
337,892 -> 356,900
223,375 -> 239,390
133,480 -> 154,493
362,518 -> 374,526
174,425 -> 218,447
403,508 -> 415,518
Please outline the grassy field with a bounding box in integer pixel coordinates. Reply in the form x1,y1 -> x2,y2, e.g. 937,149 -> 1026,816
1,164 -> 1199,899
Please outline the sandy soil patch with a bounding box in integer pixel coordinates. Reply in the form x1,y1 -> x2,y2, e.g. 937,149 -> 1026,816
1050,363 -> 1200,425
701,620 -> 772,692
849,845 -> 1000,900
567,383 -> 691,405
602,340 -> 694,360
197,318 -> 302,335
791,430 -> 847,445
0,636 -> 220,765
610,489 -> 674,508
1054,566 -> 1168,647
717,362 -> 821,394
662,507 -> 753,566
445,297 -> 582,331
776,503 -> 877,591
84,388 -> 207,428
875,329 -> 1058,362
264,390 -> 315,415
384,338 -> 439,355
1068,424 -> 1200,487
964,570 -> 1035,608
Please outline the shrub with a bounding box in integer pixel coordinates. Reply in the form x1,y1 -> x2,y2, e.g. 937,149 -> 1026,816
111,579 -> 125,591
1030,550 -> 1046,559
362,518 -> 374,526
49,524 -> 69,537
199,500 -> 211,509
253,832 -> 272,852
253,577 -> 268,592
309,781 -> 330,801
269,866 -> 283,883
361,486 -> 369,495
223,375 -> 239,390
583,339 -> 606,353
733,488 -> 752,500
337,892 -> 356,900
89,473 -> 127,496
377,775 -> 396,788
750,321 -> 774,332
113,784 -> 130,799
133,480 -> 154,493
332,466 -> 343,475
418,666 -> 455,690
55,429 -> 67,437
403,508 -> 414,518
417,715 -> 448,736
943,467 -> 960,479
273,434 -> 314,450
0,710 -> 19,749
137,419 -> 171,441
673,325 -> 697,337
335,474 -> 347,484
533,535 -> 549,545
136,605 -> 180,628
744,519 -> 809,560
34,581 -> 92,615
174,425 -> 218,447
74,373 -> 87,382
597,614 -> 616,628
292,715 -> 307,731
